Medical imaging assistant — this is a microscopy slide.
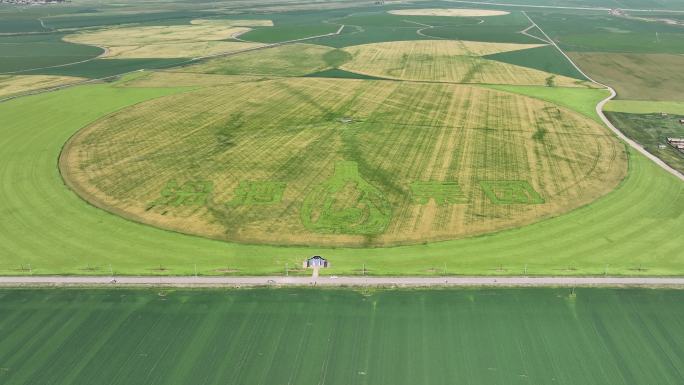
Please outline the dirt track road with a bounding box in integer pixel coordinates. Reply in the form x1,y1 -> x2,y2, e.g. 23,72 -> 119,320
1,276 -> 684,287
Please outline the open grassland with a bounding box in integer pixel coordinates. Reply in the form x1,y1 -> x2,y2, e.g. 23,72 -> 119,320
0,81 -> 681,276
179,43 -> 350,76
606,100 -> 684,115
568,52 -> 684,101
0,75 -> 84,98
1,288 -> 683,385
340,40 -> 594,86
61,77 -> 625,247
388,9 -> 510,17
606,112 -> 684,174
63,19 -> 269,59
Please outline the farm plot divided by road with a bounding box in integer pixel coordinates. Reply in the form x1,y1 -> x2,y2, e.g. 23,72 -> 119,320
61,76 -> 626,247
340,40 -> 595,86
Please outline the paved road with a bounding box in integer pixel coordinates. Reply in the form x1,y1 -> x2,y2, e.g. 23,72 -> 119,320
1,275 -> 684,287
522,12 -> 684,181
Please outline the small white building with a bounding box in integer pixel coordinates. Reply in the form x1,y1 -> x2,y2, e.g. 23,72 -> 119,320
303,255 -> 329,268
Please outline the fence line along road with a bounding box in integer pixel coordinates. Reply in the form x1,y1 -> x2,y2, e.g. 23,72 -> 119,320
1,276 -> 684,287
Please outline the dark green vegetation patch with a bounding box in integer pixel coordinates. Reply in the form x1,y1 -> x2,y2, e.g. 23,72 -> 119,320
1,288 -> 684,385
0,33 -> 103,73
485,45 -> 585,80
303,68 -> 385,80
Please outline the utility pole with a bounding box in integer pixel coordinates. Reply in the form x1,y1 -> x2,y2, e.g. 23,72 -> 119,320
194,264 -> 198,278
524,264 -> 527,275
109,264 -> 113,276
286,263 -> 289,277
362,263 -> 366,276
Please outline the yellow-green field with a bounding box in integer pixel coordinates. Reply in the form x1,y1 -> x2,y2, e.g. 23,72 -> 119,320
61,75 -> 626,247
63,19 -> 270,59
178,43 -> 348,76
340,40 -> 595,86
0,75 -> 84,98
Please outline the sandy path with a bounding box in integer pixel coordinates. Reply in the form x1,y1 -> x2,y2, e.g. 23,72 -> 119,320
1,275 -> 683,287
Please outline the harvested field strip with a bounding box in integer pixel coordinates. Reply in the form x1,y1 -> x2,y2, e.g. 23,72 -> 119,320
61,77 -> 625,247
0,75 -> 84,98
1,288 -> 684,385
341,40 -> 594,86
63,20 -> 269,59
0,83 -> 680,275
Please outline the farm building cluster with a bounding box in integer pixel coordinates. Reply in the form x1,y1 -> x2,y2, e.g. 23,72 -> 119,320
667,137 -> 684,154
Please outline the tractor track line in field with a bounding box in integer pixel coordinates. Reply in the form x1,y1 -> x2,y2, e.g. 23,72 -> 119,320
522,11 -> 684,182
1,275 -> 684,287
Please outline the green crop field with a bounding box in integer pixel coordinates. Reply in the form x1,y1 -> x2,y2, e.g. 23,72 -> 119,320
1,288 -> 683,385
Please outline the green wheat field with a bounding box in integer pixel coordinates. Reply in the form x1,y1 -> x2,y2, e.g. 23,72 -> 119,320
0,288 -> 682,385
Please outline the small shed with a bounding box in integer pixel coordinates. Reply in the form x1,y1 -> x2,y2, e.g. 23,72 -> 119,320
303,255 -> 329,268
679,119 -> 684,124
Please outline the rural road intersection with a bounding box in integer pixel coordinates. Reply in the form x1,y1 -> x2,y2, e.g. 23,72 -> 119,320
1,276 -> 684,287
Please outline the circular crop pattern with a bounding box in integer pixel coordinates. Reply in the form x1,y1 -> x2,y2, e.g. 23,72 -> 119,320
61,77 -> 626,247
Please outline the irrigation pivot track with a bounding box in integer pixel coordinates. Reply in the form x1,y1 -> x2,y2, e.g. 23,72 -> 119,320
1,276 -> 684,287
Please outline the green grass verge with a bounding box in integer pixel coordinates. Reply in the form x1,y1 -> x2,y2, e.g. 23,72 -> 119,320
482,85 -> 609,122
606,100 -> 684,115
0,82 -> 681,276
1,288 -> 683,385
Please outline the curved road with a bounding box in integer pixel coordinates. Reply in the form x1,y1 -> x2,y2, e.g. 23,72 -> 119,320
522,12 -> 684,181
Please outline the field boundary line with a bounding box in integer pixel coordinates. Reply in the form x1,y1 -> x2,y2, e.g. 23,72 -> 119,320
1,276 -> 684,287
522,11 -> 684,182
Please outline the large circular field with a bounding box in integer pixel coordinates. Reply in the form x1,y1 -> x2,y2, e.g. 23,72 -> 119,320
61,77 -> 626,247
